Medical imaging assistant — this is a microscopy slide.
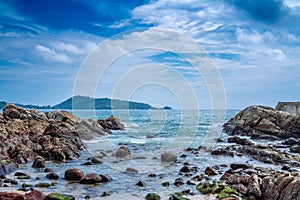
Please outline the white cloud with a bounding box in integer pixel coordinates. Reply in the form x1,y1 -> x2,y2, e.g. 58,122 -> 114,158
36,44 -> 72,63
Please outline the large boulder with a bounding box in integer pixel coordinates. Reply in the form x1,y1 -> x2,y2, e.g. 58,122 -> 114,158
223,105 -> 300,140
275,102 -> 300,115
97,115 -> 125,130
64,168 -> 84,181
0,104 -> 109,174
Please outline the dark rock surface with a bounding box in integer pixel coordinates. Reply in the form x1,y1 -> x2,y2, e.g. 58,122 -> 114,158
97,115 -> 125,130
275,102 -> 300,115
223,105 -> 300,140
0,104 -> 122,175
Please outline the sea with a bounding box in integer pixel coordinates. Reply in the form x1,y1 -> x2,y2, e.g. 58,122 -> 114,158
1,109 -> 282,199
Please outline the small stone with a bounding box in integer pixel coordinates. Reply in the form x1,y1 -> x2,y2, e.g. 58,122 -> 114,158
161,153 -> 177,163
115,146 -> 131,158
174,178 -> 184,187
148,174 -> 156,177
44,168 -> 54,172
230,163 -> 250,170
101,191 -> 113,197
65,168 -> 84,181
126,167 -> 138,173
205,167 -> 218,176
136,181 -> 147,187
162,182 -> 170,187
91,157 -> 102,164
22,183 -> 33,188
145,193 -> 161,200
46,172 -> 60,180
99,174 -> 112,182
180,165 -> 191,173
32,156 -> 45,168
79,173 -> 102,184
17,175 -> 31,179
14,172 -> 28,176
46,193 -> 75,200
35,182 -> 51,187
82,161 -> 93,165
186,180 -> 196,185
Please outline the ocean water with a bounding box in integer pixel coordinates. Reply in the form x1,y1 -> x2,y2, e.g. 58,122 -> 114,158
4,109 -> 282,199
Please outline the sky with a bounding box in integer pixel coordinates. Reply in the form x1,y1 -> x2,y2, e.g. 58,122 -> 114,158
0,0 -> 300,109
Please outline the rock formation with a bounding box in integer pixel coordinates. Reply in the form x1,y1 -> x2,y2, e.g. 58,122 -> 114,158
0,103 -> 120,175
276,102 -> 300,115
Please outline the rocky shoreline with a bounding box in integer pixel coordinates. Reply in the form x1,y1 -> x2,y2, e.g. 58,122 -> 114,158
0,103 -> 299,199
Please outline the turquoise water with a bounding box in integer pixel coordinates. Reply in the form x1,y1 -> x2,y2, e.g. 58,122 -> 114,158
3,109 -> 258,199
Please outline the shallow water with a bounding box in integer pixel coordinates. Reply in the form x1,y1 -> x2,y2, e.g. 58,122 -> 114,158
4,109 -> 285,199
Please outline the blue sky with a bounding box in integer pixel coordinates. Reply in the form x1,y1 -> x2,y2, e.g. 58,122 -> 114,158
0,0 -> 300,109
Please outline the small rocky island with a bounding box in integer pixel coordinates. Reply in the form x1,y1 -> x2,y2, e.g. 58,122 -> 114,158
0,102 -> 299,200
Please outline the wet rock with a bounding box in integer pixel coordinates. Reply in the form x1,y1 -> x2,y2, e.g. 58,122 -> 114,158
64,168 -> 84,181
79,173 -> 102,184
148,174 -> 156,177
126,167 -> 138,173
98,115 -> 125,130
290,145 -> 300,153
44,168 -> 54,172
35,182 -> 51,187
146,135 -> 155,138
14,172 -> 28,177
180,165 -> 191,173
32,156 -> 45,168
136,180 -> 147,187
230,164 -> 250,170
223,105 -> 300,140
46,193 -> 75,200
161,153 -> 177,163
186,180 -> 196,185
115,146 -> 131,158
46,172 -> 59,180
205,167 -> 218,176
145,193 -> 161,200
99,174 -> 112,182
90,157 -> 102,164
228,136 -> 254,146
248,174 -> 262,198
174,178 -> 184,187
82,161 -> 93,165
17,175 -> 31,179
0,104 -> 108,174
22,183 -> 33,188
162,182 -> 169,187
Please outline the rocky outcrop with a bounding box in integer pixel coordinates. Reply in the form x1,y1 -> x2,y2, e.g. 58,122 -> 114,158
97,115 -> 125,131
223,105 -> 300,140
0,104 -> 118,175
276,102 -> 300,115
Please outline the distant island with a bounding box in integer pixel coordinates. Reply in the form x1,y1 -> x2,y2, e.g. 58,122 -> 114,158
0,96 -> 172,110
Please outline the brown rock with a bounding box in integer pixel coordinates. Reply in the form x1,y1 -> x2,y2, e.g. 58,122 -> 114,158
205,167 -> 218,176
64,168 -> 84,181
79,173 -> 102,184
32,156 -> 45,168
